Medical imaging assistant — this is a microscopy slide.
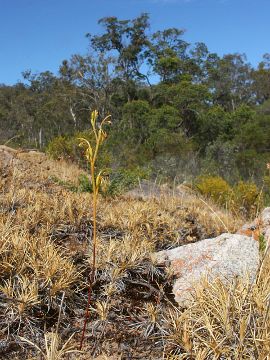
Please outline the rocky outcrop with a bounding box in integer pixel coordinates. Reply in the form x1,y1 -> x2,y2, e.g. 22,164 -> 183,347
156,232 -> 260,307
156,208 -> 270,307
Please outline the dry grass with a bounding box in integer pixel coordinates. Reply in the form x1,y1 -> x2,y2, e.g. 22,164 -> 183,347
162,257 -> 270,359
1,147 -> 269,359
20,331 -> 80,360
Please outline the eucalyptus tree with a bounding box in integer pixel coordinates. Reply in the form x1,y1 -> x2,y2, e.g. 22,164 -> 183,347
252,53 -> 270,104
206,53 -> 253,111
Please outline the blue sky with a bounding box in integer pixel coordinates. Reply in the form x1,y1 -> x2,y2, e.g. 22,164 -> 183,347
1,0 -> 270,84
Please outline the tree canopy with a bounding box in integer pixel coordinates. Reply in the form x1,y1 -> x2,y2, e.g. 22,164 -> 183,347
1,13 -> 270,183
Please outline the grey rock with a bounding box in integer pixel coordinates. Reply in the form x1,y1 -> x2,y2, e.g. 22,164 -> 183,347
156,233 -> 259,307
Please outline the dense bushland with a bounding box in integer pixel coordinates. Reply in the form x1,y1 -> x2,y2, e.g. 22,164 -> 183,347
1,14 -> 270,188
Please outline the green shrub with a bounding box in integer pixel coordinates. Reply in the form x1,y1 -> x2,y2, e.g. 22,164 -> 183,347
263,175 -> 270,205
77,174 -> 92,193
49,175 -> 78,192
76,167 -> 150,196
196,175 -> 232,205
105,167 -> 150,196
46,131 -> 111,170
46,135 -> 74,160
50,174 -> 92,193
51,167 -> 150,197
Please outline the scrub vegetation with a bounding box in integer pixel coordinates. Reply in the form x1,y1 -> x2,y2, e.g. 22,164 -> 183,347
1,13 -> 270,359
0,146 -> 269,359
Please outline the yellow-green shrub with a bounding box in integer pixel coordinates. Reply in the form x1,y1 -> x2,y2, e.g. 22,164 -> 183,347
264,175 -> 270,202
264,175 -> 270,188
196,176 -> 262,218
196,175 -> 232,205
233,181 -> 262,216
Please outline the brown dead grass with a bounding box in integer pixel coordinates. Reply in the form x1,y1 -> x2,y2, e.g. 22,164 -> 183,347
162,257 -> 270,359
2,146 -> 268,359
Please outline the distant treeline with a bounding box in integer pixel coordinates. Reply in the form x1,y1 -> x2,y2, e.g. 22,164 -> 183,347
1,13 -> 270,182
